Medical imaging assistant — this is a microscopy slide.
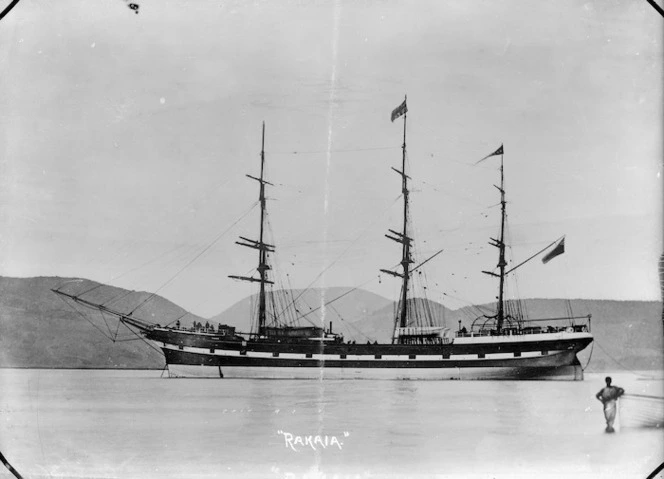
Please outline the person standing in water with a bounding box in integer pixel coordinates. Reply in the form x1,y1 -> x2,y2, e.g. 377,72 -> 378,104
595,376 -> 625,433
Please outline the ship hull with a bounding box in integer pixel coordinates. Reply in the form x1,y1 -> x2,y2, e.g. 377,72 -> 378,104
147,328 -> 591,381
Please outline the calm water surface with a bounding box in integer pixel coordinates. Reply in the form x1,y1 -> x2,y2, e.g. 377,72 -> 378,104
0,369 -> 662,479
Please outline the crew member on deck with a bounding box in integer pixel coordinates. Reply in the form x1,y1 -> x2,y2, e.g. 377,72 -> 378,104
595,376 -> 625,433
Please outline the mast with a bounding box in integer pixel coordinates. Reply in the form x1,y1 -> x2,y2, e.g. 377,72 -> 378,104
398,100 -> 411,331
496,155 -> 507,333
381,96 -> 412,344
229,122 -> 274,336
257,122 -> 269,333
480,145 -> 506,334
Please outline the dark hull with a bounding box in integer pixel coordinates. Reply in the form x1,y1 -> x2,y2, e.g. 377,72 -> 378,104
146,328 -> 593,380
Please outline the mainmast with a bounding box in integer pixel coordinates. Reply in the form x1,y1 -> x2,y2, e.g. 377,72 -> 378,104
495,156 -> 507,333
381,96 -> 412,344
229,122 -> 275,336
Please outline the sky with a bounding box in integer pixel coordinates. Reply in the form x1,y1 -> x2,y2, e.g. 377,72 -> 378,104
0,0 -> 662,318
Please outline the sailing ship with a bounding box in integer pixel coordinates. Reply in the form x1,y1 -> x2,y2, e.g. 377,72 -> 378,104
53,99 -> 593,380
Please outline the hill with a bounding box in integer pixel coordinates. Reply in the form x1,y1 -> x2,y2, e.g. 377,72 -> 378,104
209,287 -> 393,335
0,276 -> 204,369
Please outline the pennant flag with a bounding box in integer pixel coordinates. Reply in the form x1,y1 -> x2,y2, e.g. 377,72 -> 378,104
475,144 -> 504,164
542,237 -> 565,264
391,98 -> 408,122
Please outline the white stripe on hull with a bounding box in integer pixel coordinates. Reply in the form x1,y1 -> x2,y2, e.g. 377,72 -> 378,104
167,363 -> 583,380
157,342 -> 563,361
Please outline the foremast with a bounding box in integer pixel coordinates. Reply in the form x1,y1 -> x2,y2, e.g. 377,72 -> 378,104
229,122 -> 274,337
381,96 -> 412,344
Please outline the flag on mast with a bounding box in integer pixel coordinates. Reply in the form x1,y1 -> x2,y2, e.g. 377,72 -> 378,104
542,237 -> 565,264
391,98 -> 408,122
475,144 -> 504,164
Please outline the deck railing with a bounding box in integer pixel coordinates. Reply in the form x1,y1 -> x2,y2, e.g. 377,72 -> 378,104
456,314 -> 592,338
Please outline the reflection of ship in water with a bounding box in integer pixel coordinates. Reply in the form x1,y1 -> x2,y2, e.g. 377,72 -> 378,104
53,99 -> 593,380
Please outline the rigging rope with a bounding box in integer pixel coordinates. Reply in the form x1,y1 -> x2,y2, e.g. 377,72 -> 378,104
95,243 -> 190,295
130,201 -> 259,316
120,320 -> 165,357
327,304 -> 374,342
86,173 -> 247,295
269,146 -> 399,155
296,276 -> 378,321
582,340 -> 594,371
77,280 -> 112,299
283,274 -> 301,326
55,293 -> 118,342
90,305 -> 113,338
415,177 -> 488,208
592,340 -> 656,379
102,289 -> 138,308
281,274 -> 318,328
273,195 -> 402,321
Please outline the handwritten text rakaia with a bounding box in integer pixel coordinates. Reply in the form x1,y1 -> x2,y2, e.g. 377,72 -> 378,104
277,430 -> 350,452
